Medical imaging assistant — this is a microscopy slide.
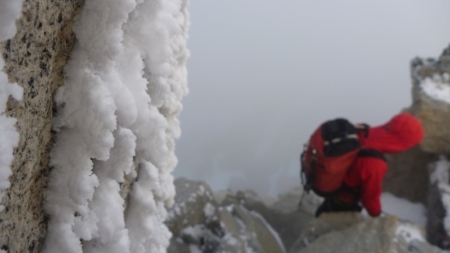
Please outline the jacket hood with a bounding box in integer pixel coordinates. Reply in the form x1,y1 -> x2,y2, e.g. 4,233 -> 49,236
363,113 -> 424,154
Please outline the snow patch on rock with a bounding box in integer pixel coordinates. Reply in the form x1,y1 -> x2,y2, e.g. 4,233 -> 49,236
396,223 -> 425,244
420,74 -> 450,104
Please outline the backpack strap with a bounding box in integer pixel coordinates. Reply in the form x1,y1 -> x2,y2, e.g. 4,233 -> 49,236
300,149 -> 316,194
357,148 -> 386,161
355,123 -> 369,138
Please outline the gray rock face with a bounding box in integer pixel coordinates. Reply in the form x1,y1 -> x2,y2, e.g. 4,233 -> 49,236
0,0 -> 84,252
383,147 -> 436,204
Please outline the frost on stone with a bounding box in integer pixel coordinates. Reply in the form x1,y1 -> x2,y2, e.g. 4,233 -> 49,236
43,0 -> 190,252
0,0 -> 24,212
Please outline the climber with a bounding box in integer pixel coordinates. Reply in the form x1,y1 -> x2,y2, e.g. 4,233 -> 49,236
314,113 -> 424,217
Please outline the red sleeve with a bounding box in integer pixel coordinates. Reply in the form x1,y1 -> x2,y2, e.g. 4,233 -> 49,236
359,157 -> 387,217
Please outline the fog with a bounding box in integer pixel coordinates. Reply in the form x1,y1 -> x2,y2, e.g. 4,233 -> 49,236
175,1 -> 450,196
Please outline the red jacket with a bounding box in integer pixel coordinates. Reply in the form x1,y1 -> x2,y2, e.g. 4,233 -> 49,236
338,113 -> 424,216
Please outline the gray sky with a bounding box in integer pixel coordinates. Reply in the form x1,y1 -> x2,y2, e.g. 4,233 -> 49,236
175,0 -> 450,196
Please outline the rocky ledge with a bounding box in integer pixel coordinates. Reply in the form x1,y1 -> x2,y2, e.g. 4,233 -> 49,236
166,178 -> 448,253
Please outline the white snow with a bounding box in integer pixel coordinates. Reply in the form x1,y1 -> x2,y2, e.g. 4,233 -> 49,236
181,225 -> 203,240
203,202 -> 216,219
0,0 -> 24,211
429,156 -> 450,236
396,223 -> 425,244
43,0 -> 189,252
381,193 -> 427,227
420,74 -> 450,104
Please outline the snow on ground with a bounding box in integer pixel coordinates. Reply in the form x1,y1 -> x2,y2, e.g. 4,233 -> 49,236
381,192 -> 427,227
43,0 -> 189,252
420,73 -> 450,104
0,0 -> 23,211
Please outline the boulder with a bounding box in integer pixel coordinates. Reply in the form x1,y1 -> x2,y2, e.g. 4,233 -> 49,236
219,204 -> 286,253
289,213 -> 448,253
221,187 -> 321,251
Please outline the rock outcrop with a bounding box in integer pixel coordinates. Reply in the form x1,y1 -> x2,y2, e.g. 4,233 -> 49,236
384,44 -> 450,204
290,213 -> 448,253
0,1 -> 84,252
382,44 -> 450,249
167,178 -> 450,253
220,187 -> 321,250
166,178 -> 300,253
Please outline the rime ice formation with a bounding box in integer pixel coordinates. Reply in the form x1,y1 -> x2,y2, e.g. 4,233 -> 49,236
43,0 -> 189,252
0,0 -> 24,211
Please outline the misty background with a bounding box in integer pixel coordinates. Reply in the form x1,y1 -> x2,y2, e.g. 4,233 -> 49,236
174,1 -> 450,196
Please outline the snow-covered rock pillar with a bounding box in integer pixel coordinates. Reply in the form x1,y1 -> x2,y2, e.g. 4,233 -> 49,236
43,0 -> 189,252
